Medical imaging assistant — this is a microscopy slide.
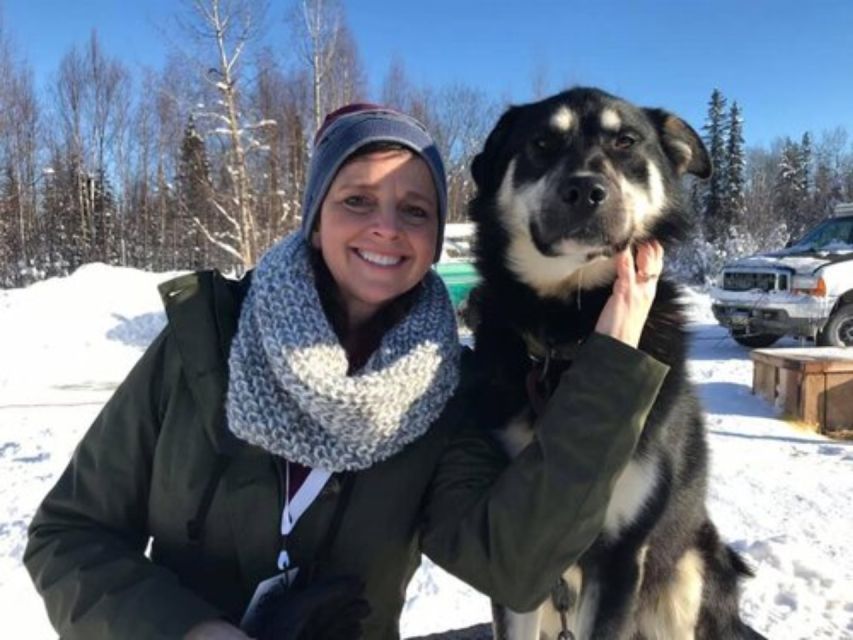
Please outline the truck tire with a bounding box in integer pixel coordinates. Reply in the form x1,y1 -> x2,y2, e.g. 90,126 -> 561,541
817,303 -> 853,347
730,330 -> 780,348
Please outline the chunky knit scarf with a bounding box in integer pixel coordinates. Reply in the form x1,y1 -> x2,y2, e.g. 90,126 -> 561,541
226,232 -> 461,472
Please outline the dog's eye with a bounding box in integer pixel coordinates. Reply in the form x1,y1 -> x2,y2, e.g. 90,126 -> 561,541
532,136 -> 559,153
614,133 -> 638,149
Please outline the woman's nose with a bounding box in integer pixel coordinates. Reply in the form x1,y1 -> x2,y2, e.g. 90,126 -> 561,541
371,204 -> 401,236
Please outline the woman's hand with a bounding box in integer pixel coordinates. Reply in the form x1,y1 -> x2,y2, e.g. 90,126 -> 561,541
184,620 -> 253,640
594,241 -> 663,348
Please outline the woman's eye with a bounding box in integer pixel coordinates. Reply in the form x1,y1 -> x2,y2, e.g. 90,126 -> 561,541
614,133 -> 637,149
344,195 -> 369,208
403,205 -> 429,221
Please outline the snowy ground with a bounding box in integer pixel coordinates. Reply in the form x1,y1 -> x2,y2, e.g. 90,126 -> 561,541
1,265 -> 851,639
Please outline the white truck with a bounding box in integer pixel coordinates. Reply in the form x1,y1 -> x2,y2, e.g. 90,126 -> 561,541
711,203 -> 853,348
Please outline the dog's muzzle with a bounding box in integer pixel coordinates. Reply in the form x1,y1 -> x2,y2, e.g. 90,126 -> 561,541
531,173 -> 628,256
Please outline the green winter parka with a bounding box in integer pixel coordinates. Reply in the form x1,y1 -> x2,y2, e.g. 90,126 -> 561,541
24,270 -> 668,640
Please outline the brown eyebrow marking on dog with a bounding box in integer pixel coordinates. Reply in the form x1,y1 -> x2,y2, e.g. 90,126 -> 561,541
550,106 -> 575,132
600,108 -> 622,131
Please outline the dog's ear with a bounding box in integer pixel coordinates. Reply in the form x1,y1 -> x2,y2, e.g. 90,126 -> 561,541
645,108 -> 712,179
471,106 -> 521,191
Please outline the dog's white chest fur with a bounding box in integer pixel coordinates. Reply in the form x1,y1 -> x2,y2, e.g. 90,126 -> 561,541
603,454 -> 660,540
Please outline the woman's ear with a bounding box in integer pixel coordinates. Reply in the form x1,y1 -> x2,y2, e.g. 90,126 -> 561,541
311,226 -> 322,249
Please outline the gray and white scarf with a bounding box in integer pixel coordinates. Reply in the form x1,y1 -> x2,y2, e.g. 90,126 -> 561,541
226,232 -> 461,472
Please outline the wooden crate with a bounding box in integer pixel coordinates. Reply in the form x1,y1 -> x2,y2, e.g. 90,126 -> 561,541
751,348 -> 853,434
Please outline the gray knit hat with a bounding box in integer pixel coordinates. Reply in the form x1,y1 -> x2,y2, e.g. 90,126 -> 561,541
300,104 -> 448,262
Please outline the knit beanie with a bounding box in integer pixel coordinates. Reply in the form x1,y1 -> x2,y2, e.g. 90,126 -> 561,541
300,103 -> 448,262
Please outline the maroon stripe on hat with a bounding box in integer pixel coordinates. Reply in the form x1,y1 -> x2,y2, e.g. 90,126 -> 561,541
314,102 -> 402,145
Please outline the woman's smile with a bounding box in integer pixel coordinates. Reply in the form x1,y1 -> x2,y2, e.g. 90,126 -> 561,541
353,248 -> 406,267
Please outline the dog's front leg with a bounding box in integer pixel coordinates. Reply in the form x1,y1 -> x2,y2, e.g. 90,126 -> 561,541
580,544 -> 645,640
494,566 -> 584,640
491,602 -> 542,640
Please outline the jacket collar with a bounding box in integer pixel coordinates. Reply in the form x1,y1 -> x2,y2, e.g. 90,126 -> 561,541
158,270 -> 253,456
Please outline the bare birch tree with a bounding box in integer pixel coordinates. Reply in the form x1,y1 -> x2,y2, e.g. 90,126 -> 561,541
175,0 -> 272,269
292,0 -> 341,132
52,32 -> 130,265
252,50 -> 311,246
322,23 -> 366,113
380,57 -> 412,112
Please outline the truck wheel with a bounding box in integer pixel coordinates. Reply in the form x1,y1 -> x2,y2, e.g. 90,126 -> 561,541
730,331 -> 780,348
817,303 -> 853,347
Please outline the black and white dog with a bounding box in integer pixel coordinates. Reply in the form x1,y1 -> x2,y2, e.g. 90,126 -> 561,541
467,88 -> 763,640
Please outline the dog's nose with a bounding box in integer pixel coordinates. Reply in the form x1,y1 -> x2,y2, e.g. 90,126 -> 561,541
560,176 -> 609,208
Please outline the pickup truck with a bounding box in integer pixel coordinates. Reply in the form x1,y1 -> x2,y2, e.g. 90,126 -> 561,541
711,204 -> 853,347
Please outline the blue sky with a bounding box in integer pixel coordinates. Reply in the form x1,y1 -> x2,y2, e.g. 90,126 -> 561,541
5,0 -> 853,149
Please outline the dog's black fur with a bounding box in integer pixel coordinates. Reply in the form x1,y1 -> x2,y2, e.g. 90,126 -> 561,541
467,88 -> 764,639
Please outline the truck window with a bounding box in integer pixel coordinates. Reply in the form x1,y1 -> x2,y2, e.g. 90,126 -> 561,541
792,218 -> 853,250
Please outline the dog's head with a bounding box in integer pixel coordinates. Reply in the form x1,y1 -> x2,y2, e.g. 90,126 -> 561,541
471,87 -> 710,296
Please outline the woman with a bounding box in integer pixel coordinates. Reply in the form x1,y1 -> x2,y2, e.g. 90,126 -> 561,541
24,105 -> 668,639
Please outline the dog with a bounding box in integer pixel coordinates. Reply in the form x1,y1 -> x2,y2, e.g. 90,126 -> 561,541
466,87 -> 764,640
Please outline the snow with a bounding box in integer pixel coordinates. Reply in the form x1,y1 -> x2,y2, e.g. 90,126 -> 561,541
1,266 -> 851,639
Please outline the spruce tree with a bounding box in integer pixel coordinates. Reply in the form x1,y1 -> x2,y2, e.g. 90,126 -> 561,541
701,89 -> 729,242
92,168 -> 120,265
725,101 -> 746,230
774,138 -> 805,237
177,115 -> 214,269
798,132 -> 812,194
797,132 -> 817,230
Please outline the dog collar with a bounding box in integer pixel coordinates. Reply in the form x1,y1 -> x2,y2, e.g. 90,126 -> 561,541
521,330 -> 584,416
521,331 -> 584,367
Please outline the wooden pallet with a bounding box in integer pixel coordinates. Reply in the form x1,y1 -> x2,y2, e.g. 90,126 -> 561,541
751,348 -> 853,434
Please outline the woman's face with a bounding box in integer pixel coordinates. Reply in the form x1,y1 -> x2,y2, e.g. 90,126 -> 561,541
312,149 -> 438,328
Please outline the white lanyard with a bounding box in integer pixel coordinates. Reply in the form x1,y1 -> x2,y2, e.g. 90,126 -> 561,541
277,465 -> 332,570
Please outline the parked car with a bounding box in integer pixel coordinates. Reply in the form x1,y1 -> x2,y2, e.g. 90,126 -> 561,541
711,203 -> 853,347
434,222 -> 479,312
